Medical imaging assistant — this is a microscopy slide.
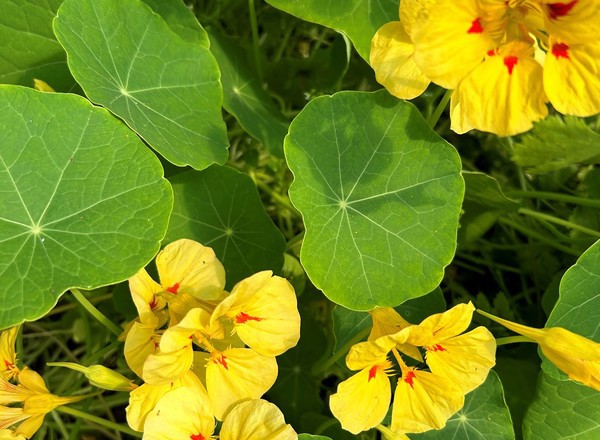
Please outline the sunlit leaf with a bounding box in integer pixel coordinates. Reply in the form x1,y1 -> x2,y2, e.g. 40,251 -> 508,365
286,90 -> 463,310
54,0 -> 228,169
0,85 -> 172,328
141,0 -> 209,47
164,166 -> 285,288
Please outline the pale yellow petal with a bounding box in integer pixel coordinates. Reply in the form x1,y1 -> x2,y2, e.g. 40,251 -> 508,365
407,302 -> 476,346
370,22 -> 430,100
161,308 -> 211,352
128,268 -> 165,323
221,399 -> 297,440
544,38 -> 600,117
400,0 -> 431,36
206,348 -> 277,420
391,369 -> 464,433
124,321 -> 160,379
17,368 -> 48,395
0,429 -> 26,440
0,327 -> 19,380
156,239 -> 226,301
346,335 -> 398,371
14,414 -> 44,438
449,93 -> 475,134
167,291 -> 224,328
425,326 -> 496,393
329,365 -> 391,434
369,308 -> 423,362
143,345 -> 193,385
143,386 -> 214,440
542,0 -> 600,41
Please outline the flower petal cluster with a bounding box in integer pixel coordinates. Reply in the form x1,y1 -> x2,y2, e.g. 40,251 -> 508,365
371,0 -> 600,136
329,302 -> 496,436
478,309 -> 600,391
0,329 -> 85,439
123,239 -> 301,434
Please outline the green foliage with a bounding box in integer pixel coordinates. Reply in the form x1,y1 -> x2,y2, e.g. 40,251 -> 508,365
54,0 -> 228,169
0,86 -> 172,328
286,90 -> 464,310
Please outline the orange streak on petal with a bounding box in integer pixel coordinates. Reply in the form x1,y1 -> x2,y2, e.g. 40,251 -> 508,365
166,282 -> 180,294
404,370 -> 416,389
547,1 -> 578,19
368,365 -> 378,382
235,312 -> 264,324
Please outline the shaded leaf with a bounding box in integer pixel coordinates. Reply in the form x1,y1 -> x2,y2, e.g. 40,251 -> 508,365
0,85 -> 172,328
164,166 -> 285,288
141,0 -> 209,46
286,90 -> 464,310
54,0 -> 228,169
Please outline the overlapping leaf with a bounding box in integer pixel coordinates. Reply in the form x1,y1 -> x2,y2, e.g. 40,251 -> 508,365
0,86 -> 172,328
54,0 -> 228,169
286,91 -> 464,310
164,166 -> 286,288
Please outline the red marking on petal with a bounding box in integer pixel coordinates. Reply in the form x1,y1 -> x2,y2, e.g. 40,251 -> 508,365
149,296 -> 158,310
190,434 -> 205,440
368,365 -> 378,382
404,370 -> 416,389
3,360 -> 14,370
503,56 -> 518,74
166,282 -> 180,294
428,343 -> 447,352
487,49 -> 497,56
552,42 -> 570,59
235,312 -> 264,324
547,1 -> 577,19
467,17 -> 483,34
212,353 -> 228,370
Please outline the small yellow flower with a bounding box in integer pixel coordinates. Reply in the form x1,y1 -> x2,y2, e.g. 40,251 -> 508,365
478,309 -> 600,391
47,362 -> 136,392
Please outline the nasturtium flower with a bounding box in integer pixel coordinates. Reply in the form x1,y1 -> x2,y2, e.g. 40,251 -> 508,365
0,327 -> 19,380
369,307 -> 422,362
210,271 -> 301,357
0,429 -> 26,440
219,399 -> 297,440
478,309 -> 600,391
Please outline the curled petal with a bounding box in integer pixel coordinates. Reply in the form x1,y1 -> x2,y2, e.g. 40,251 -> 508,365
220,400 -> 297,440
143,346 -> 193,386
128,269 -> 165,324
124,321 -> 160,379
0,327 -> 19,380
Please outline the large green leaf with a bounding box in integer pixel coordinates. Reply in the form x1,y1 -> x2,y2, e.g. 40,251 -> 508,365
265,0 -> 399,61
522,372 -> 600,440
0,0 -> 77,92
413,371 -> 515,440
208,29 -> 289,156
141,0 -> 209,47
542,239 -> 600,378
164,166 -> 286,288
53,0 -> 228,170
285,91 -> 464,310
0,86 -> 172,328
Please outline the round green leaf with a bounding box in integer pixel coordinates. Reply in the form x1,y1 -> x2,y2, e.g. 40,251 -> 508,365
164,166 -> 286,288
0,85 -> 172,329
413,371 -> 515,440
53,0 -> 228,170
285,91 -> 464,310
523,372 -> 600,440
141,0 -> 210,47
265,0 -> 399,61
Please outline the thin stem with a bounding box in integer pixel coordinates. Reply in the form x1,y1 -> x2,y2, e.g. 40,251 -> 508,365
427,89 -> 452,128
311,326 -> 370,375
248,0 -> 263,82
496,335 -> 536,346
377,424 -> 407,440
497,218 -> 579,256
518,207 -> 600,237
55,406 -> 143,438
71,289 -> 122,337
506,190 -> 600,209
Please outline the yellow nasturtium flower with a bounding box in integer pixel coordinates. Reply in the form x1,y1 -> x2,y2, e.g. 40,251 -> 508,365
478,309 -> 600,391
0,327 -> 19,380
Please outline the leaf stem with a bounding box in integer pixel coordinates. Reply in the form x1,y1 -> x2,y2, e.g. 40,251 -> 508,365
496,335 -> 536,346
427,89 -> 452,128
311,326 -> 370,375
497,218 -> 579,256
248,0 -> 263,82
55,406 -> 142,438
518,208 -> 600,238
71,289 -> 122,337
507,190 -> 600,209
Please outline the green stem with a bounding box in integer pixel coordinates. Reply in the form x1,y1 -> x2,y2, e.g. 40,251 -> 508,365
507,190 -> 600,209
427,89 -> 452,128
518,208 -> 600,238
55,406 -> 142,438
248,0 -> 263,82
253,175 -> 301,217
496,335 -> 536,346
497,217 -> 579,256
311,326 -> 370,375
71,289 -> 122,337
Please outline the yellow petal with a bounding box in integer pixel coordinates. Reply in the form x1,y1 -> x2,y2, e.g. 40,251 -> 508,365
346,335 -> 399,371
128,269 -> 165,324
23,393 -> 86,415
17,368 -> 48,395
425,326 -> 496,393
143,345 -> 193,386
205,348 -> 277,420
0,407 -> 29,431
0,327 -> 19,380
126,371 -> 205,432
156,239 -> 226,301
369,308 -> 423,362
449,93 -> 475,134
13,414 -> 44,438
329,365 -> 391,434
162,308 -> 211,352
0,429 -> 26,440
212,272 -> 300,357
542,0 -> 600,41
167,291 -> 224,328
221,399 -> 297,440
400,0 -> 431,36
142,385 -> 214,440
407,302 -> 476,346
124,321 -> 160,379
453,41 -> 548,136
543,38 -> 600,117
412,0 -> 498,89
391,369 -> 464,433
370,22 -> 430,100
